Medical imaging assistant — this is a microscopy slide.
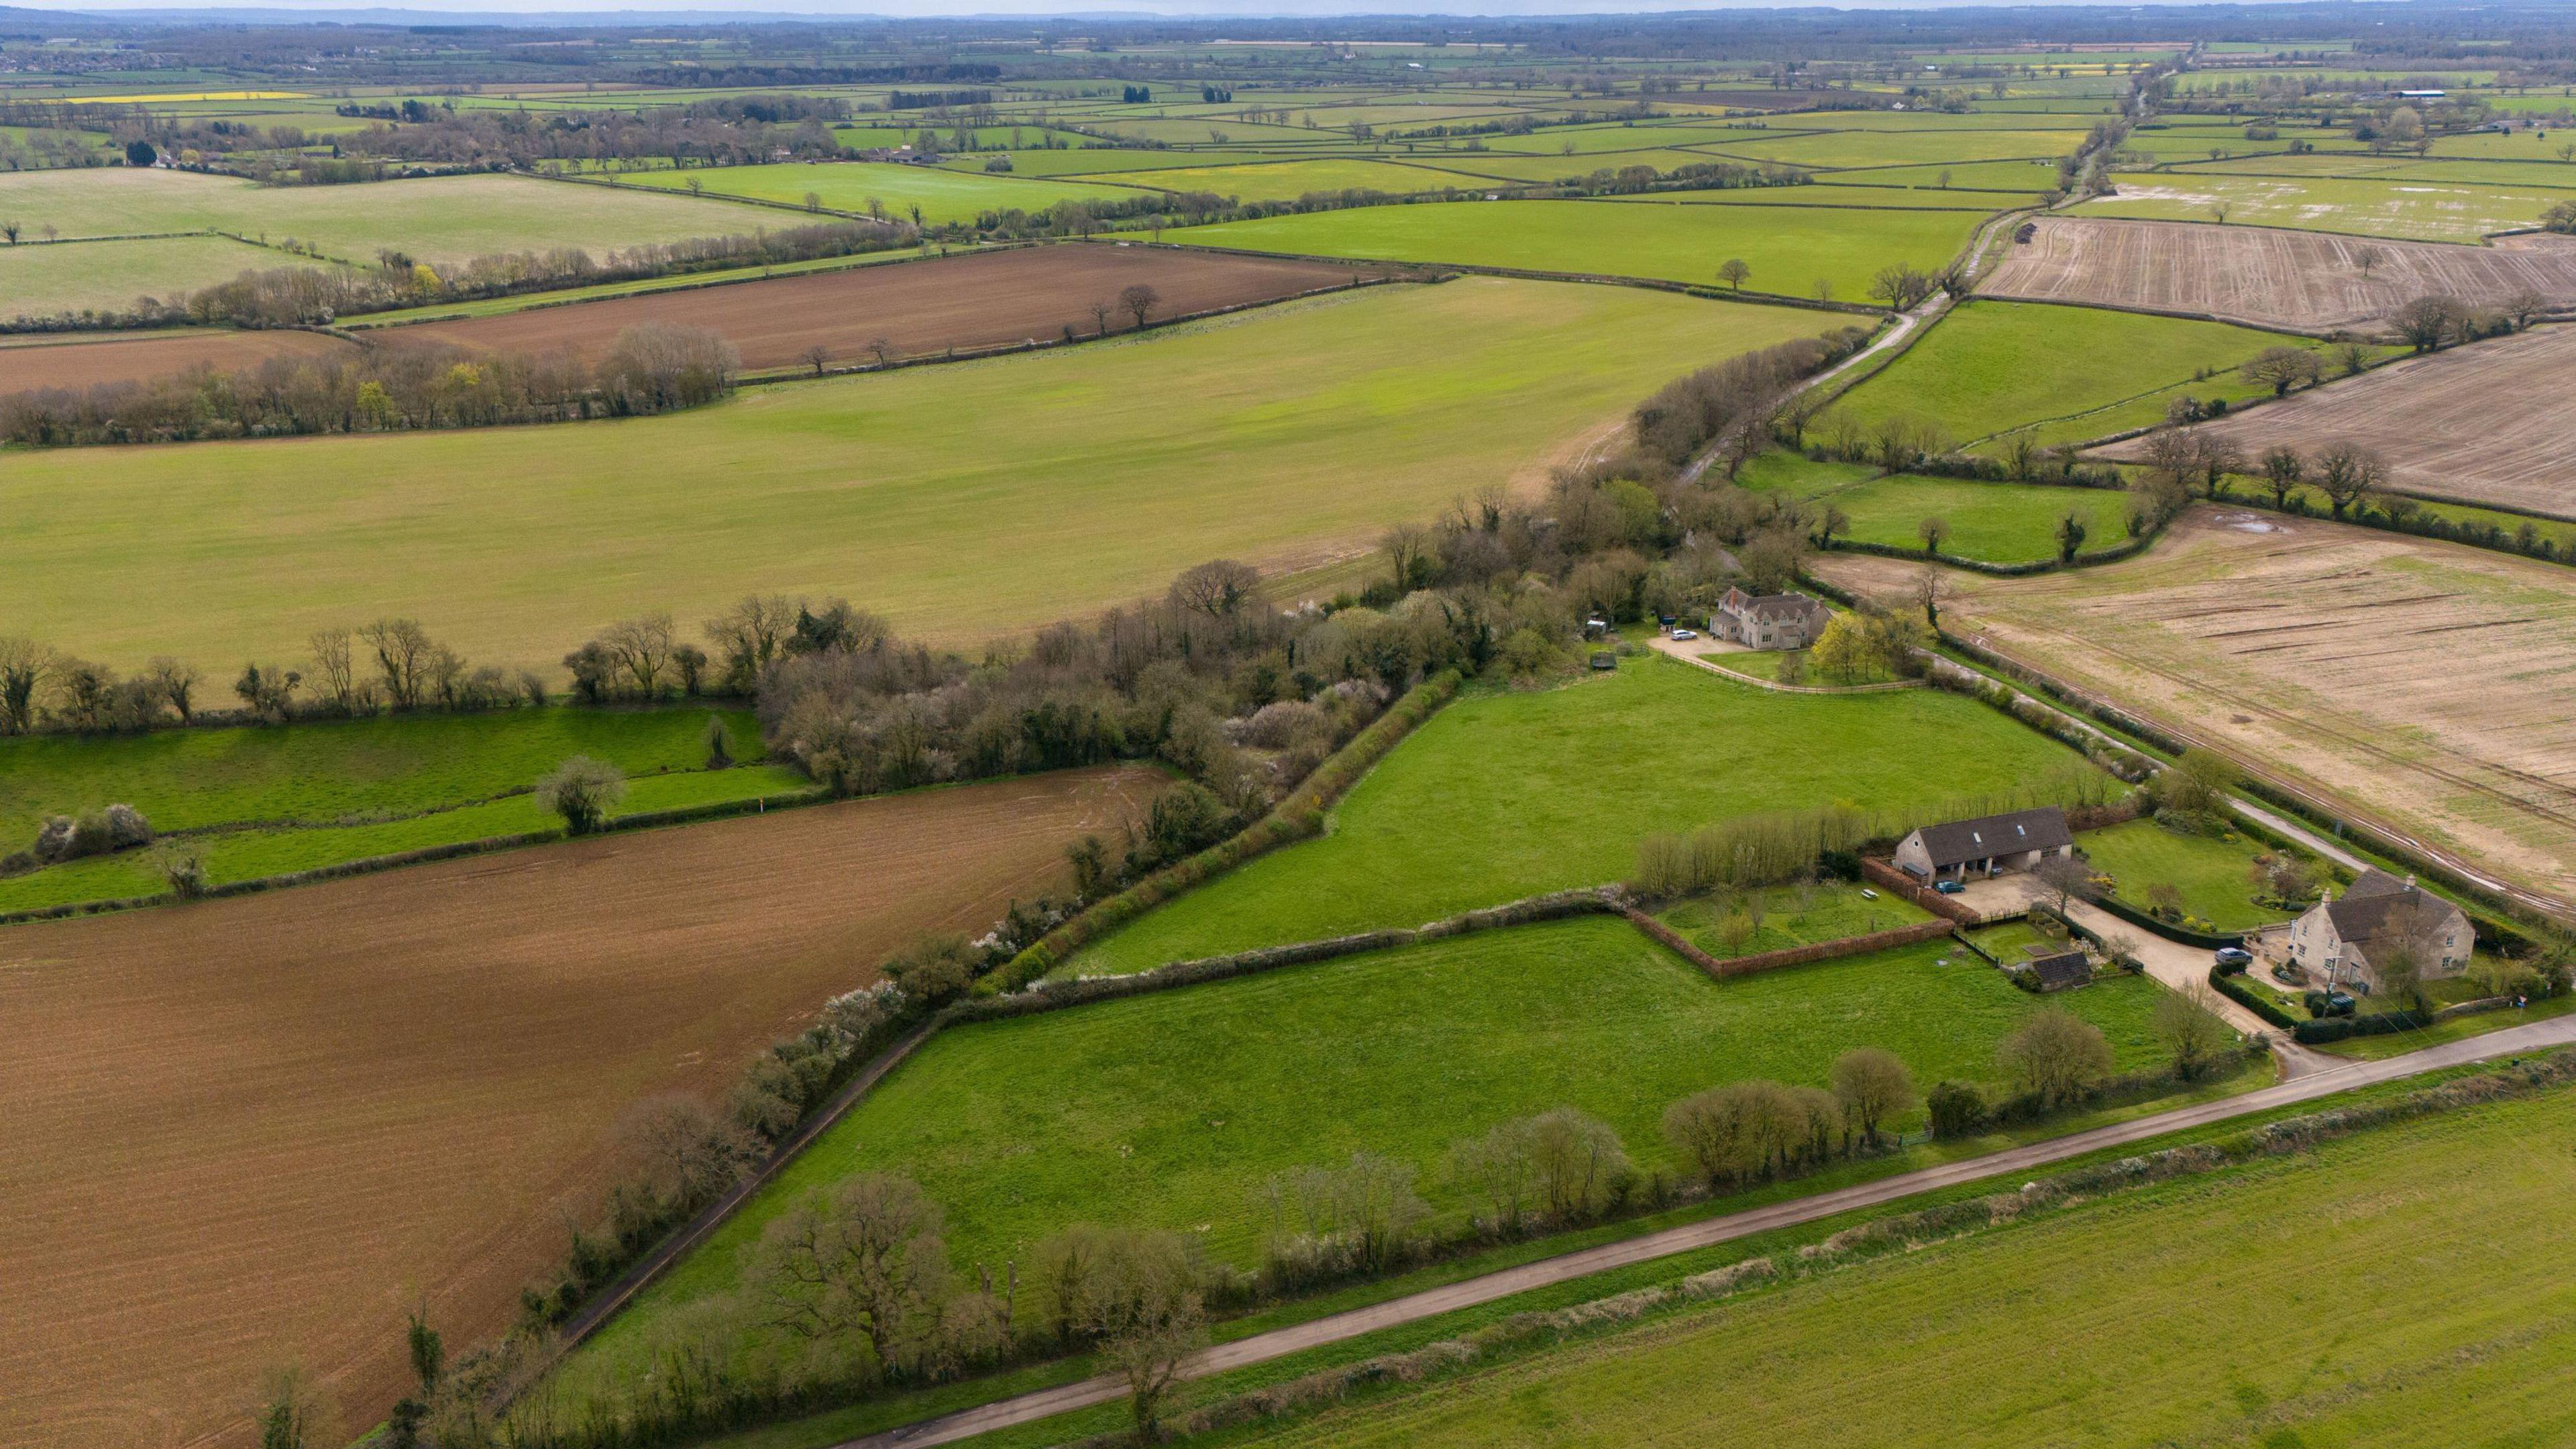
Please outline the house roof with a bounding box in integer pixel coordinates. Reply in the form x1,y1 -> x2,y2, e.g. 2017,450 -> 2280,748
1719,586 -> 1829,626
1907,806 -> 2073,867
2322,869 -> 2462,963
2030,950 -> 2091,989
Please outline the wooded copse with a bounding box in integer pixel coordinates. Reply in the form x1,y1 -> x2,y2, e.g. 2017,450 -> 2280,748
0,322 -> 739,445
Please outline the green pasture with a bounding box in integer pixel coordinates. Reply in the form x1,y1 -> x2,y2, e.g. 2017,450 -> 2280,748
0,279 -> 1831,674
2084,172 -> 2559,240
0,166 -> 791,264
1477,121 -> 1776,155
1655,879 -> 1933,957
1403,148 -> 1746,183
2076,818 -> 2305,932
951,147 -> 1285,177
0,233 -> 341,318
1823,300 -> 2326,449
1704,127 -> 2090,170
624,160 -> 1149,224
1737,459 -> 2137,566
1146,199 -> 1984,299
571,916 -> 2176,1387
1821,159 -> 2064,193
1071,658 -> 2109,973
1238,1082 -> 2576,1449
1605,184 -> 2004,211
1088,158 -> 1467,202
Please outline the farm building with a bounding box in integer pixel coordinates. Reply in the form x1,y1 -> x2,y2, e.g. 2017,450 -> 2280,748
1709,587 -> 1831,650
2029,948 -> 2093,991
1894,805 -> 2075,882
2286,869 -> 2471,994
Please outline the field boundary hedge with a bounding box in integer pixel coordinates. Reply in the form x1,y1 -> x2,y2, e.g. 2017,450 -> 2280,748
1858,857 -> 1986,924
2210,964 -> 2300,1029
983,668 -> 1464,991
1821,528 -> 2158,577
2083,887 -> 2245,949
1624,906 -> 1958,979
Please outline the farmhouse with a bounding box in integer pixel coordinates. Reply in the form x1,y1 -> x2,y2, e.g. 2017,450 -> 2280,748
1709,586 -> 1832,650
1894,805 -> 2075,881
2286,869 -> 2471,994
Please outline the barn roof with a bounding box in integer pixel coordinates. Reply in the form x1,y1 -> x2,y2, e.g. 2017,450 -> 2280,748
1908,806 -> 2073,867
2031,950 -> 2092,990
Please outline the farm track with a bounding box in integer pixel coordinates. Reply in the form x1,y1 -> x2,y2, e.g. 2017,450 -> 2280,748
0,766 -> 1159,1449
837,1012 -> 2576,1449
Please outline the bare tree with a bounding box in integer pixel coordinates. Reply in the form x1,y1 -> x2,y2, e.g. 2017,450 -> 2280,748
749,1173 -> 951,1371
2033,853 -> 2094,912
143,657 -> 201,722
2259,445 -> 2304,509
1117,282 -> 1161,329
1910,566 -> 1946,628
2312,441 -> 2385,519
2501,288 -> 2548,331
1529,1107 -> 1630,1222
1167,559 -> 1260,619
1089,298 -> 1113,335
1828,1047 -> 1917,1146
705,594 -> 798,693
1077,1230 -> 1205,1440
2239,345 -> 2322,397
360,618 -> 436,709
0,637 -> 50,734
2155,985 -> 2234,1081
1996,1008 -> 2114,1106
1917,515 -> 1951,557
867,336 -> 896,367
1868,263 -> 1935,311
2388,293 -> 2465,353
600,612 -> 678,696
1380,523 -> 1436,592
1450,1116 -> 1540,1236
2353,245 -> 2385,280
1716,256 -> 1752,290
805,343 -> 831,376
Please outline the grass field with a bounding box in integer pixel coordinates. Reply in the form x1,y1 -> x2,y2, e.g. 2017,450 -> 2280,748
570,915 -> 2176,1388
1071,658 -> 2109,973
627,159 -> 1150,223
1823,299 -> 2326,449
1232,1079 -> 2576,1448
0,278 -> 1828,675
1142,199 -> 1985,299
2088,171 -> 2564,241
2076,817 -> 2303,930
1655,879 -> 1933,957
0,166 -> 792,264
1087,158 -> 1471,201
0,233 -> 346,319
1736,454 -> 2136,566
1704,126 -> 2089,169
0,765 -> 1159,1449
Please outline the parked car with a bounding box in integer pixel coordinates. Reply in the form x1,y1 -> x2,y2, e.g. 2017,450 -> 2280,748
2214,947 -> 2253,970
1934,879 -> 1966,895
1671,628 -> 1698,641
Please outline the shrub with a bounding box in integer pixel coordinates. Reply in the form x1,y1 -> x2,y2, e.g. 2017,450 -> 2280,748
534,755 -> 627,835
1927,1079 -> 1988,1139
32,804 -> 152,863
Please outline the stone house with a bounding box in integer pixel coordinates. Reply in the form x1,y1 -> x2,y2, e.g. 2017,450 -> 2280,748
1708,587 -> 1831,651
2286,868 -> 2471,994
1892,805 -> 2076,883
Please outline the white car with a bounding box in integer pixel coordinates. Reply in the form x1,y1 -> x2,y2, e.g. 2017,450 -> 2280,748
1670,628 -> 1698,641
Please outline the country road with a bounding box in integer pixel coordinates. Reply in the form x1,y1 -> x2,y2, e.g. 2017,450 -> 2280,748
842,1011 -> 2576,1448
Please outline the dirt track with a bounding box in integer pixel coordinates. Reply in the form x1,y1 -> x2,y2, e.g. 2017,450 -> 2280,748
0,328 -> 356,397
1819,508 -> 2576,907
371,245 -> 1394,372
1980,216 -> 2576,331
2096,324 -> 2576,519
0,766 -> 1157,1449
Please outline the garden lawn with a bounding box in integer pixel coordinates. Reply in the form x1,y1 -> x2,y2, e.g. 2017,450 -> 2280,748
2076,817 -> 2304,931
1655,879 -> 1933,958
1237,1081 -> 2576,1449
0,279 -> 1829,676
624,160 -> 1148,225
1823,299 -> 2322,449
568,915 -> 2176,1388
0,234 -> 346,320
1142,199 -> 1984,299
1072,658 -> 2108,973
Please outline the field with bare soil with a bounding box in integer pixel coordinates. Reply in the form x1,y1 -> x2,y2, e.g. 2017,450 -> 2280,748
2096,324 -> 2576,518
370,244 -> 1395,373
1980,217 -> 2576,332
1819,509 -> 2576,908
0,765 -> 1158,1449
0,327 -> 356,396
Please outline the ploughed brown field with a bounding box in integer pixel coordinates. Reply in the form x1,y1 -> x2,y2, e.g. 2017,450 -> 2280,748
1818,508 -> 2576,912
1979,216 -> 2576,332
369,244 -> 1398,372
0,765 -> 1159,1449
0,327 -> 355,396
2096,323 -> 2576,519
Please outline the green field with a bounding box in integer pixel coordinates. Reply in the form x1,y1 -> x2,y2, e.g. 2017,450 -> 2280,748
0,704 -> 794,911
1704,127 -> 2089,169
625,160 -> 1149,224
1071,659 -> 2109,973
570,915 -> 2177,1387
1737,454 -> 2136,566
1655,879 -> 1934,957
0,279 -> 1830,675
0,167 -> 792,264
1824,300 -> 2324,450
2085,172 -> 2562,240
2076,818 -> 2305,931
0,233 -> 345,319
1088,158 -> 1471,202
1143,199 -> 1985,299
1236,1081 -> 2576,1449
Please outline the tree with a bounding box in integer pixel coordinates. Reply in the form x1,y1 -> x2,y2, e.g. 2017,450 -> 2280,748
1911,566 -> 1945,628
2155,985 -> 2233,1081
125,139 -> 157,168
1118,282 -> 1161,329
1869,263 -> 1935,311
536,755 -> 626,833
1997,1008 -> 2114,1106
867,336 -> 896,367
2259,445 -> 2304,508
1169,558 -> 1260,618
2054,512 -> 2090,563
1811,502 -> 1850,547
1716,256 -> 1751,290
619,1091 -> 757,1207
2389,293 -> 2465,353
600,612 -> 678,696
805,343 -> 831,376
2033,853 -> 2093,912
1829,1047 -> 1916,1145
1739,527 -> 1807,596
255,1364 -> 335,1449
1088,1232 -> 1206,1440
2502,288 -> 2548,331
360,618 -> 436,708
2208,199 -> 2231,225
802,189 -> 823,213
0,637 -> 48,735
405,1304 -> 444,1398
2312,441 -> 2385,519
1809,614 -> 1874,684
1917,515 -> 1951,557
1380,523 -> 1437,593
750,1172 -> 950,1372
2353,244 -> 2385,280
1450,1116 -> 1541,1236
2240,345 -> 2322,397
0,220 -> 17,244
1528,1106 -> 1629,1221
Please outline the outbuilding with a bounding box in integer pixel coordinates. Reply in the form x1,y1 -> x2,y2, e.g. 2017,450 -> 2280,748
1894,805 -> 2076,882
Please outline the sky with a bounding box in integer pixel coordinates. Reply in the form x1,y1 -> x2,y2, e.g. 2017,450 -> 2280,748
36,0 -> 2291,14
